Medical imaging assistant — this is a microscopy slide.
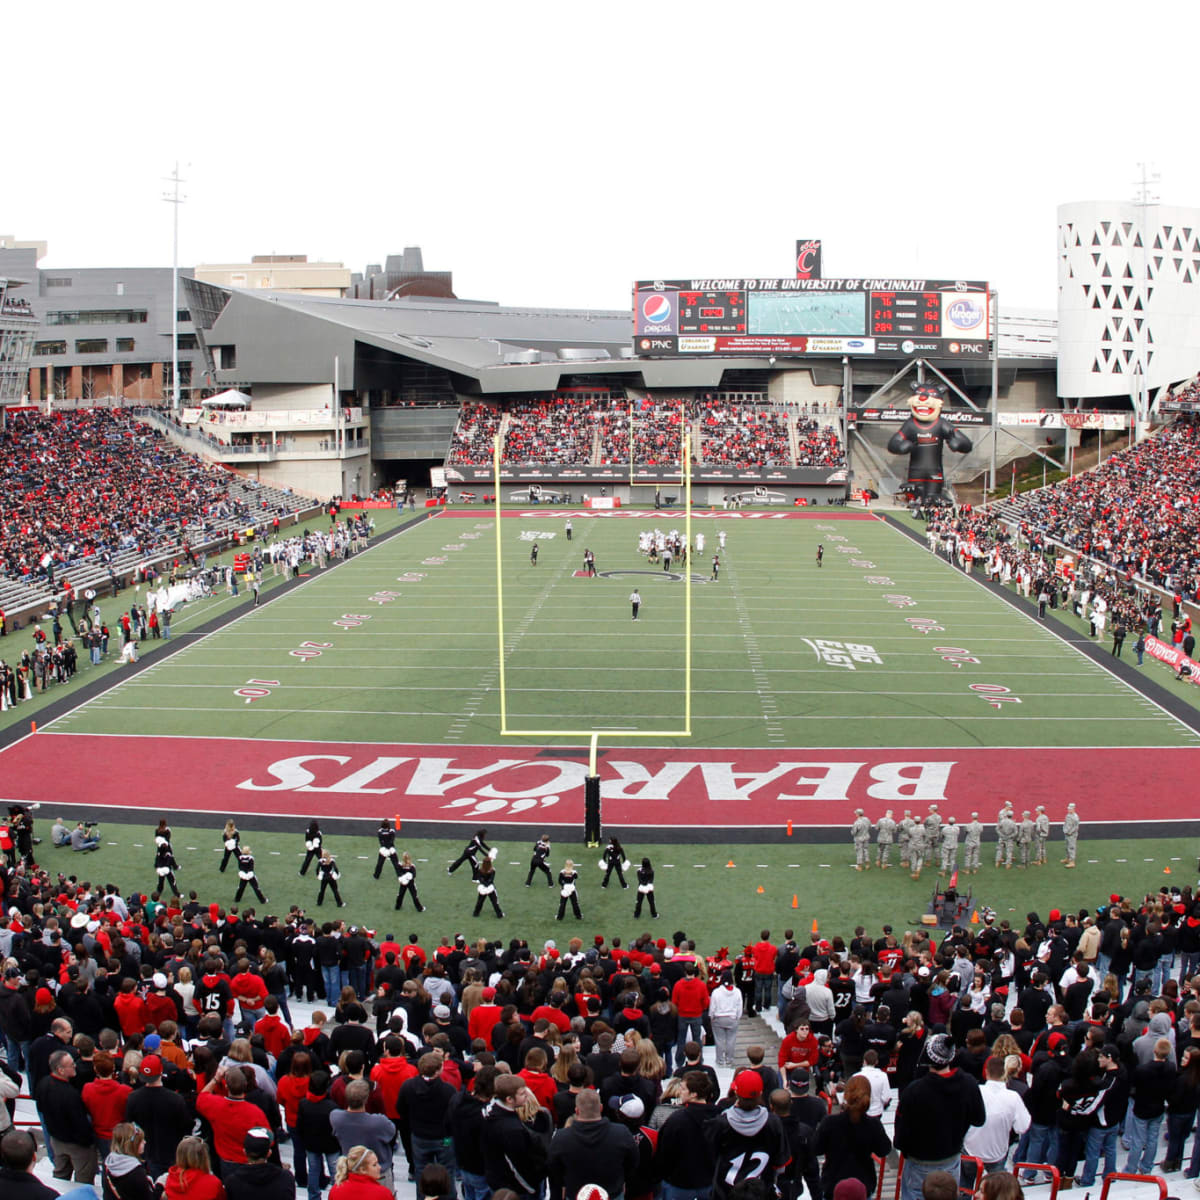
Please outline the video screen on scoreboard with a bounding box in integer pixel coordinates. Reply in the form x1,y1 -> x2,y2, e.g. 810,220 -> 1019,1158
748,291 -> 867,337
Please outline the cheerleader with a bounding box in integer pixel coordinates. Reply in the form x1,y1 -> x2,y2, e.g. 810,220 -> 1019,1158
299,820 -> 322,876
154,819 -> 172,849
219,819 -> 240,873
234,844 -> 268,904
556,859 -> 582,921
448,828 -> 490,874
634,856 -> 658,919
525,833 -> 553,887
374,817 -> 401,879
600,836 -> 630,889
152,839 -> 180,899
316,849 -> 344,907
395,851 -> 424,912
472,858 -> 503,919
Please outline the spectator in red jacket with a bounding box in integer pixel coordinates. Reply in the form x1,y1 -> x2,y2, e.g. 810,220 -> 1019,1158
779,1019 -> 820,1085
752,931 -> 779,1014
254,997 -> 292,1059
164,1136 -> 226,1200
113,978 -> 148,1039
517,1046 -> 558,1110
467,988 -> 502,1043
195,1065 -> 270,1173
369,1036 -> 418,1121
230,961 -> 269,1027
80,1052 -> 130,1159
671,963 -> 711,1068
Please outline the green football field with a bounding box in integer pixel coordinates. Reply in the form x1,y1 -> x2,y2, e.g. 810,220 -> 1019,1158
3,504 -> 1197,949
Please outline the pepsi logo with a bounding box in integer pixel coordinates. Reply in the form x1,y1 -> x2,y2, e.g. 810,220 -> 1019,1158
946,298 -> 985,331
642,294 -> 673,324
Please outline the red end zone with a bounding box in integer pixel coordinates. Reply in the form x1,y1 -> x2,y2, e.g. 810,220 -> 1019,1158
1,734 -> 1193,828
436,509 -> 877,520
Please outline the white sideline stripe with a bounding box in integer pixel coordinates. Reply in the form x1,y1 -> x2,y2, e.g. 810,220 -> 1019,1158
73,704 -> 1180,723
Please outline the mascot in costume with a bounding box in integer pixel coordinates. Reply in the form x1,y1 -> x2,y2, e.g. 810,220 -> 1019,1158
886,382 -> 973,503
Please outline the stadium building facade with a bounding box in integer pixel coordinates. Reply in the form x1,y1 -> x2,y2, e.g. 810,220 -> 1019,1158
179,277 -> 1063,504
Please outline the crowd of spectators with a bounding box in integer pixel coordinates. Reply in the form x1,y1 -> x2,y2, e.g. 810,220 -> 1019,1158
447,395 -> 847,472
501,400 -> 597,465
0,409 -> 262,590
999,417 -> 1200,600
0,825 -> 1197,1200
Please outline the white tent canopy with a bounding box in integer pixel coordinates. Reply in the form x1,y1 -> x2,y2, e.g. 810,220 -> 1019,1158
200,389 -> 252,408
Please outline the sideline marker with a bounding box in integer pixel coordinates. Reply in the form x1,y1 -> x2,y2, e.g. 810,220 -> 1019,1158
792,894 -> 799,909
756,885 -> 765,894
31,721 -> 36,733
811,917 -> 818,935
726,860 -> 735,868
394,815 -> 402,831
786,820 -> 793,837
970,909 -> 979,924
1164,866 -> 1172,874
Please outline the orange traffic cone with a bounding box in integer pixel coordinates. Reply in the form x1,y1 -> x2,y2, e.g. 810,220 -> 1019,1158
970,909 -> 980,924
811,917 -> 819,935
1165,866 -> 1172,874
31,721 -> 37,733
792,894 -> 799,909
726,860 -> 736,868
756,885 -> 765,894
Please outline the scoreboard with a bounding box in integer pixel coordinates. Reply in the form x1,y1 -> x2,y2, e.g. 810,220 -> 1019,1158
634,278 -> 991,361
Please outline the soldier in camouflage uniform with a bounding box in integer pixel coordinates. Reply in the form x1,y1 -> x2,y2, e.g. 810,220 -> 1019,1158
852,808 -> 871,870
939,816 -> 961,875
876,809 -> 896,869
1018,810 -> 1034,868
898,809 -> 915,868
908,821 -> 928,881
1033,805 -> 1050,865
963,812 -> 983,874
1062,802 -> 1080,867
997,807 -> 1018,869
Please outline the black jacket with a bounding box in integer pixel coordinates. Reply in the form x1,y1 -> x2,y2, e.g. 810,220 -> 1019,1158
297,1093 -> 341,1155
894,1068 -> 985,1161
448,1089 -> 489,1175
397,1074 -> 457,1139
481,1101 -> 547,1195
547,1117 -> 637,1200
124,1084 -> 192,1169
223,1162 -> 297,1200
35,1073 -> 94,1145
655,1102 -> 718,1188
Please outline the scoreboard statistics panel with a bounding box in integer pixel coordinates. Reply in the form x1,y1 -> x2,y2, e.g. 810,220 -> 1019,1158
634,278 -> 991,361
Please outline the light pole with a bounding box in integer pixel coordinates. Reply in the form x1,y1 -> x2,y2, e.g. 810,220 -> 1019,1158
162,164 -> 187,412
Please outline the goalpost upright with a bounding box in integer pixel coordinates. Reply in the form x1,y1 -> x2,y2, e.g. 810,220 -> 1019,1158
491,431 -> 693,838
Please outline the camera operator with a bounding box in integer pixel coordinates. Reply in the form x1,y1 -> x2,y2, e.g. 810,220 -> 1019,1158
68,822 -> 100,853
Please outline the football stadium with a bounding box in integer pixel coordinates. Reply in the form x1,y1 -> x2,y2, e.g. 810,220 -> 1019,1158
4,25 -> 1200,1197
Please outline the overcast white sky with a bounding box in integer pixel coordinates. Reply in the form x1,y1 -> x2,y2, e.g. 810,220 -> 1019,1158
7,2 -> 1199,315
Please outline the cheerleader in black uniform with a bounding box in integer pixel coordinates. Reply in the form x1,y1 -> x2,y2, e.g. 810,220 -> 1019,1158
316,849 -> 344,907
448,828 -> 489,874
220,819 -> 240,873
634,856 -> 658,919
154,819 -> 172,851
395,851 -> 424,911
153,840 -> 180,899
472,857 -> 503,918
235,844 -> 268,904
299,820 -> 322,876
600,836 -> 629,889
556,859 -> 582,921
525,834 -> 553,887
374,818 -> 401,879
